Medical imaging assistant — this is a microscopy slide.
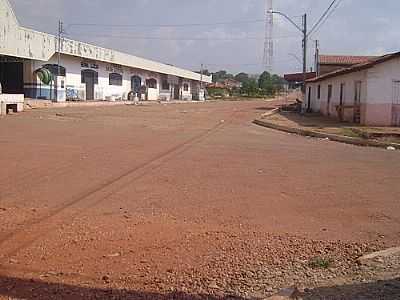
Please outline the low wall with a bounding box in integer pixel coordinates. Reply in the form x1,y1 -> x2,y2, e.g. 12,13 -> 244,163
25,99 -> 135,109
0,94 -> 24,115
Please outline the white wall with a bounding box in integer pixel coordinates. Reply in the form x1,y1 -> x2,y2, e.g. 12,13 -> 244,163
28,54 -> 210,101
1,0 -> 212,83
182,80 -> 192,100
364,57 -> 400,125
305,57 -> 400,126
366,57 -> 400,105
306,69 -> 367,121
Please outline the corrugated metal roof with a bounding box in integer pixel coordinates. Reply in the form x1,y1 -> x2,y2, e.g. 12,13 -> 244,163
284,72 -> 316,82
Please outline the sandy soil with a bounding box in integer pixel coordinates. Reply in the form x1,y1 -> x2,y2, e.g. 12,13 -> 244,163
0,100 -> 399,299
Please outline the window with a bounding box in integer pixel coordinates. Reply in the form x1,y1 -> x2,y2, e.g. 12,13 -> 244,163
328,85 -> 332,101
81,69 -> 98,84
183,83 -> 189,92
340,83 -> 345,105
43,64 -> 66,76
327,84 -> 333,116
393,80 -> 400,105
146,78 -> 157,89
354,81 -> 362,104
109,73 -> 122,86
317,85 -> 321,99
162,80 -> 169,90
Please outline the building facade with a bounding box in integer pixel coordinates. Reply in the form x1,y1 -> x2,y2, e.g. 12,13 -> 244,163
0,0 -> 211,102
305,52 -> 400,127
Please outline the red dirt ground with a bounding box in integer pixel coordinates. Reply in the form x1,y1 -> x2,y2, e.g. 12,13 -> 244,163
0,100 -> 399,299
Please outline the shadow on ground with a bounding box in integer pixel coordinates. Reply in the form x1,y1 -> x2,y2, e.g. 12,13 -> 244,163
254,107 -> 277,111
1,275 -> 400,299
277,112 -> 358,129
0,275 -> 245,300
301,277 -> 400,300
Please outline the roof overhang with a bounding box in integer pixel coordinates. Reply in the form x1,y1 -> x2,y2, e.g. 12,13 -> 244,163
0,0 -> 212,83
308,52 -> 400,83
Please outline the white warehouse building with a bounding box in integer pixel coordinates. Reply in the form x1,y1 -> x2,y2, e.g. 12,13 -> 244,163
0,0 -> 212,103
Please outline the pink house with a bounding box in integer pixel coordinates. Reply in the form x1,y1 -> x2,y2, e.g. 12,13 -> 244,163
305,52 -> 400,127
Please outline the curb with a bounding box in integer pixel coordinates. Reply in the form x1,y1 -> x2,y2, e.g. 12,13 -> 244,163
253,119 -> 400,150
358,247 -> 400,264
260,108 -> 281,119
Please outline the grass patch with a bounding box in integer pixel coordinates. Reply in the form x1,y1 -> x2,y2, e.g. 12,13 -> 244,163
340,128 -> 364,139
308,257 -> 333,269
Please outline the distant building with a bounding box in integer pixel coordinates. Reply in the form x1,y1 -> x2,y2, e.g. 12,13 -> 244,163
283,72 -> 316,89
0,0 -> 212,103
305,52 -> 400,126
220,79 -> 242,89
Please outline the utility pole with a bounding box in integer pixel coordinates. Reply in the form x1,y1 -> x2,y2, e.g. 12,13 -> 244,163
268,10 -> 308,96
200,63 -> 204,101
56,20 -> 64,102
314,40 -> 320,76
302,14 -> 307,95
263,0 -> 274,72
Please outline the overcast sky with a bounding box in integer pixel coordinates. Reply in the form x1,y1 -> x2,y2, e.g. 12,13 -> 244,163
9,0 -> 400,75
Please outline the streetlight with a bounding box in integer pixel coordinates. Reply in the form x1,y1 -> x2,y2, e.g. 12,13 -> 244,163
268,10 -> 307,96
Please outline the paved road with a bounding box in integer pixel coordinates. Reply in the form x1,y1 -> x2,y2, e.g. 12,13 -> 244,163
0,100 -> 399,299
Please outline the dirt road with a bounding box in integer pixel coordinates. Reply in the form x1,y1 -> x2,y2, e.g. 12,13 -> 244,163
0,100 -> 399,299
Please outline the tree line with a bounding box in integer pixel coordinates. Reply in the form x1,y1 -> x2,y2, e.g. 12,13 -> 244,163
200,70 -> 287,97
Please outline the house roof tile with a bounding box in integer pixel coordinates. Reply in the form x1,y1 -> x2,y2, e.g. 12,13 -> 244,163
319,55 -> 377,65
308,52 -> 400,83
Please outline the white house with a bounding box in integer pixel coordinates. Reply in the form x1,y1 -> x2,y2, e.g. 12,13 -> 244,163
305,52 -> 400,127
0,0 -> 211,103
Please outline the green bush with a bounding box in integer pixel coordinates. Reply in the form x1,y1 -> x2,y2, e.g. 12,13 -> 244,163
308,257 -> 333,269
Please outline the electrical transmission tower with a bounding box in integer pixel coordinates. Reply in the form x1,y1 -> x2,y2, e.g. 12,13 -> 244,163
263,0 -> 273,72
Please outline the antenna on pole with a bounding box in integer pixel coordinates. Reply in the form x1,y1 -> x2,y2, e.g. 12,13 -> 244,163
263,0 -> 274,73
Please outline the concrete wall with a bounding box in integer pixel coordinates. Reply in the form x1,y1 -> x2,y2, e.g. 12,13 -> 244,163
23,54 -> 204,102
305,70 -> 368,123
365,57 -> 400,126
0,0 -> 212,84
0,93 -> 24,114
306,57 -> 400,126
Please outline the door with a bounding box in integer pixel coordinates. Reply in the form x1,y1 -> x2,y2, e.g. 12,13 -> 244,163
174,84 -> 180,100
307,86 -> 312,112
0,62 -> 24,94
327,84 -> 332,116
131,76 -> 141,94
81,69 -> 98,100
339,83 -> 345,121
392,80 -> 400,126
354,81 -> 362,123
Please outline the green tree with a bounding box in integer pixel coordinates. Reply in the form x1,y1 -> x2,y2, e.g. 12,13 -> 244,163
257,72 -> 286,96
212,70 -> 234,83
241,78 -> 259,96
258,71 -> 274,95
234,72 -> 250,84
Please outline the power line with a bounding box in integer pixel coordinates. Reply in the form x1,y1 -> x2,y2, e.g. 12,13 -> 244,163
308,0 -> 342,37
65,19 -> 266,30
309,0 -> 343,37
66,33 -> 298,41
308,0 -> 338,36
187,57 -> 301,69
